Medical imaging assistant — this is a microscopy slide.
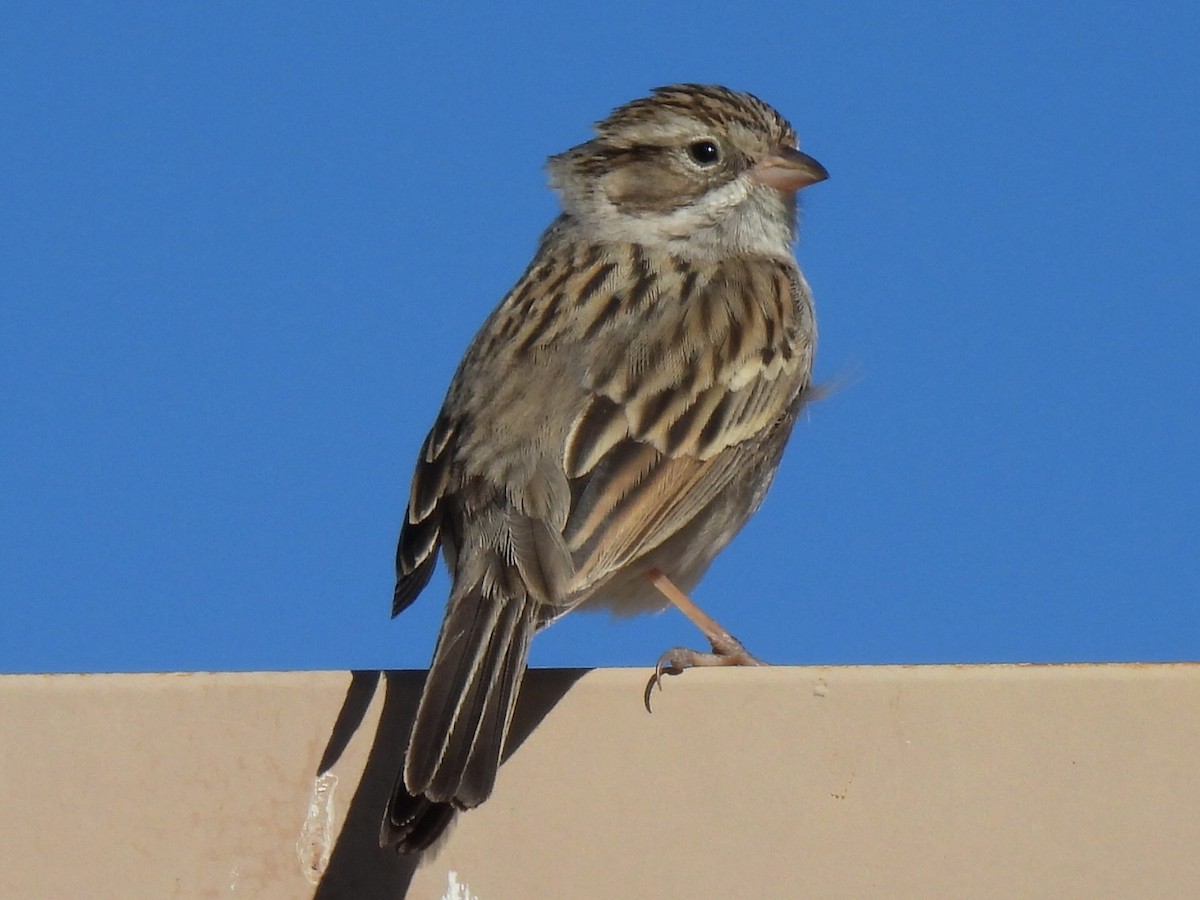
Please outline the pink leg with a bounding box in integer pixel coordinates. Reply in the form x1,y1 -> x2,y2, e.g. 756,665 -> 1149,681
643,569 -> 767,696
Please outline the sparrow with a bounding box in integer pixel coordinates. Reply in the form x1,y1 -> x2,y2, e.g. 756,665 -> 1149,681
381,84 -> 827,852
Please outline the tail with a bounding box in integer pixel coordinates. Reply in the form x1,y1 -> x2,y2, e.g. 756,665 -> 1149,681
380,587 -> 538,852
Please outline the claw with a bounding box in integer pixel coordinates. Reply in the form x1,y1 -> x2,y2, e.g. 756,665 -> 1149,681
643,638 -> 767,712
643,651 -> 683,712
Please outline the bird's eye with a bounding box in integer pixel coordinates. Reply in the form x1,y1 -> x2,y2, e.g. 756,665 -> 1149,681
687,140 -> 721,166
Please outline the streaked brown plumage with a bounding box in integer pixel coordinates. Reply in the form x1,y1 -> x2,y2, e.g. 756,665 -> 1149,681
382,84 -> 826,851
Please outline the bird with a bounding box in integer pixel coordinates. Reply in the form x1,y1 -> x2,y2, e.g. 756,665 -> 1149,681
381,84 -> 827,852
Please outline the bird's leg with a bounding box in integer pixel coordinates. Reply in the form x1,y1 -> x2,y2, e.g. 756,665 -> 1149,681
643,568 -> 767,695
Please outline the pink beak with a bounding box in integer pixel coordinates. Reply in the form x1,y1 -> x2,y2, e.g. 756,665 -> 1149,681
751,147 -> 828,192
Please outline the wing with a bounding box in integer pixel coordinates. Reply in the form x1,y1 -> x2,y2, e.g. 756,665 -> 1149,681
393,409 -> 455,616
558,251 -> 816,595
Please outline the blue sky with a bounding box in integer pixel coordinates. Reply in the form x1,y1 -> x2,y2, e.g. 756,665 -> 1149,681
3,2 -> 1198,674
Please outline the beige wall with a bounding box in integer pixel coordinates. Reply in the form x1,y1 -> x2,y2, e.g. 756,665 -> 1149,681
3,665 -> 1198,899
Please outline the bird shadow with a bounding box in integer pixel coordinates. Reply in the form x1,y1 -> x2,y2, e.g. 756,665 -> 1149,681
311,667 -> 589,900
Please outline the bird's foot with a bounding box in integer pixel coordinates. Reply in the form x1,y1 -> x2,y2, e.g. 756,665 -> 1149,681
644,629 -> 767,711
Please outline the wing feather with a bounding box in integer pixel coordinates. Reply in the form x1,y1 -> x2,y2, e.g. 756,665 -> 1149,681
560,255 -> 814,594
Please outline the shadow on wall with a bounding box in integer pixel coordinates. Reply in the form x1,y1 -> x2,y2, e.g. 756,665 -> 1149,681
312,668 -> 588,899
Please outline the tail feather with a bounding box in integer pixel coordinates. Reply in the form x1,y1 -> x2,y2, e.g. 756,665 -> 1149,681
381,583 -> 537,852
407,591 -> 506,794
379,791 -> 455,853
445,595 -> 535,805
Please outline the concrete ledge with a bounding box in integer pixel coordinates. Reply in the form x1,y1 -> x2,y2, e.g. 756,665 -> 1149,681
3,665 -> 1199,898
